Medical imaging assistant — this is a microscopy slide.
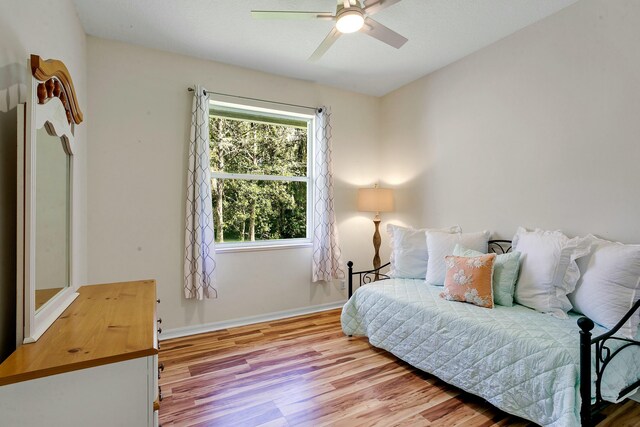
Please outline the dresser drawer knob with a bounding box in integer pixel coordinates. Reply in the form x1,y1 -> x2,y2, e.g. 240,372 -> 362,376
158,327 -> 162,334
159,363 -> 165,371
157,298 -> 161,304
157,318 -> 162,324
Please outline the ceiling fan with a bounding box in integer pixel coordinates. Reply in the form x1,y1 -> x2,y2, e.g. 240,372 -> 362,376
251,0 -> 408,61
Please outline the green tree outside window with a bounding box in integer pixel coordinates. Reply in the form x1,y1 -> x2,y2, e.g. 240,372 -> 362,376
209,105 -> 310,244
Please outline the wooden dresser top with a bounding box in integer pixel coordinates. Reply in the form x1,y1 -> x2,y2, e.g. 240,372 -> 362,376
0,280 -> 158,386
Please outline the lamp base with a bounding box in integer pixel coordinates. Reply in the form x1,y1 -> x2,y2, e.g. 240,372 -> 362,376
372,217 -> 381,281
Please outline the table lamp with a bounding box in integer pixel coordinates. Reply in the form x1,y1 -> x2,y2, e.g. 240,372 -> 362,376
357,184 -> 394,279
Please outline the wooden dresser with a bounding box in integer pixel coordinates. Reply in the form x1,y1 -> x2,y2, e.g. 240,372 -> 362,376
0,280 -> 161,427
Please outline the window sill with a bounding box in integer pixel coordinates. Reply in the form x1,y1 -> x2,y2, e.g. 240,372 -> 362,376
215,241 -> 312,254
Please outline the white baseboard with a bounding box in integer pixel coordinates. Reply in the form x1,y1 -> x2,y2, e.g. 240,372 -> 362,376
159,300 -> 346,341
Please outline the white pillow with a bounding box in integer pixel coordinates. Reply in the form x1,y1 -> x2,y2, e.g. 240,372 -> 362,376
568,235 -> 640,338
387,224 -> 461,279
512,227 -> 591,318
425,230 -> 490,285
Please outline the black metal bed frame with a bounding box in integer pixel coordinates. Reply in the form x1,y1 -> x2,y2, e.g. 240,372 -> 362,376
578,300 -> 640,425
346,240 -> 640,427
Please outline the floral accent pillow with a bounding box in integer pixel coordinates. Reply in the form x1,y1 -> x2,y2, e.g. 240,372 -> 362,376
453,244 -> 521,307
440,253 -> 496,308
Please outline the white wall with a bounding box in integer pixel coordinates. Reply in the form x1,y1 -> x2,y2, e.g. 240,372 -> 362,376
380,0 -> 640,243
0,0 -> 87,361
86,37 -> 383,332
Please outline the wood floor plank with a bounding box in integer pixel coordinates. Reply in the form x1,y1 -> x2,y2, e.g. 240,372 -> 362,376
159,308 -> 640,426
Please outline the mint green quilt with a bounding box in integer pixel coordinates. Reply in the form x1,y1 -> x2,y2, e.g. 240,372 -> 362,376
341,279 -> 640,427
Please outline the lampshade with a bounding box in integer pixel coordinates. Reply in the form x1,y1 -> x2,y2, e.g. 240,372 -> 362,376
357,187 -> 394,213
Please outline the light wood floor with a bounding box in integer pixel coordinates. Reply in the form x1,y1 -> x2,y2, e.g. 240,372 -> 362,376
159,309 -> 640,426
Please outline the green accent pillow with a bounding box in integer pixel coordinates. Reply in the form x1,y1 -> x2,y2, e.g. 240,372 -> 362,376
453,244 -> 521,307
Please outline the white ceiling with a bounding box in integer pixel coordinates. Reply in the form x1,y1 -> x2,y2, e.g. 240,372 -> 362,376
72,0 -> 578,96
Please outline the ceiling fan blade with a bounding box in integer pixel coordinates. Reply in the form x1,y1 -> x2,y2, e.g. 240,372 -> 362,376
363,0 -> 403,15
309,27 -> 341,61
361,17 -> 407,49
251,11 -> 334,20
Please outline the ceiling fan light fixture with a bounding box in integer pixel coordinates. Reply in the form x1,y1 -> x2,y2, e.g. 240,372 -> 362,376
335,10 -> 364,33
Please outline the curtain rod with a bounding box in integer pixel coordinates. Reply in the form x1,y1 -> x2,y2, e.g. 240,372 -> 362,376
187,87 -> 321,113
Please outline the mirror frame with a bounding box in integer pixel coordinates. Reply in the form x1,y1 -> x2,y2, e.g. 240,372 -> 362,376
16,55 -> 84,344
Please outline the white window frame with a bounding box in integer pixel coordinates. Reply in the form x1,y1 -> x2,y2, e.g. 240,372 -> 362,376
209,99 -> 315,252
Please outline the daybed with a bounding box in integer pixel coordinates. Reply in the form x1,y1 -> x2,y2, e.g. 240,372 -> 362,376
341,241 -> 640,427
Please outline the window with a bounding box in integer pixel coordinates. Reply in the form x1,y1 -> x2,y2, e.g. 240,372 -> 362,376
209,100 -> 313,248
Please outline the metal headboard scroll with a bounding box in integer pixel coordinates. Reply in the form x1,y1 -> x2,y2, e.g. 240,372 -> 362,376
346,261 -> 390,298
347,240 -> 512,298
488,240 -> 512,254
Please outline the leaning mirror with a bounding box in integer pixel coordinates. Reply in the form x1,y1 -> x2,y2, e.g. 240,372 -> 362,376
34,127 -> 71,312
16,55 -> 83,344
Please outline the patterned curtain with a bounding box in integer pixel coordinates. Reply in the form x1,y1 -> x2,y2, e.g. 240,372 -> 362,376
312,107 -> 345,282
184,85 -> 217,299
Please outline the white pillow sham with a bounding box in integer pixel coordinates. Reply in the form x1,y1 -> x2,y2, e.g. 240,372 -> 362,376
425,230 -> 491,286
569,235 -> 640,339
387,224 -> 461,279
512,227 -> 591,318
